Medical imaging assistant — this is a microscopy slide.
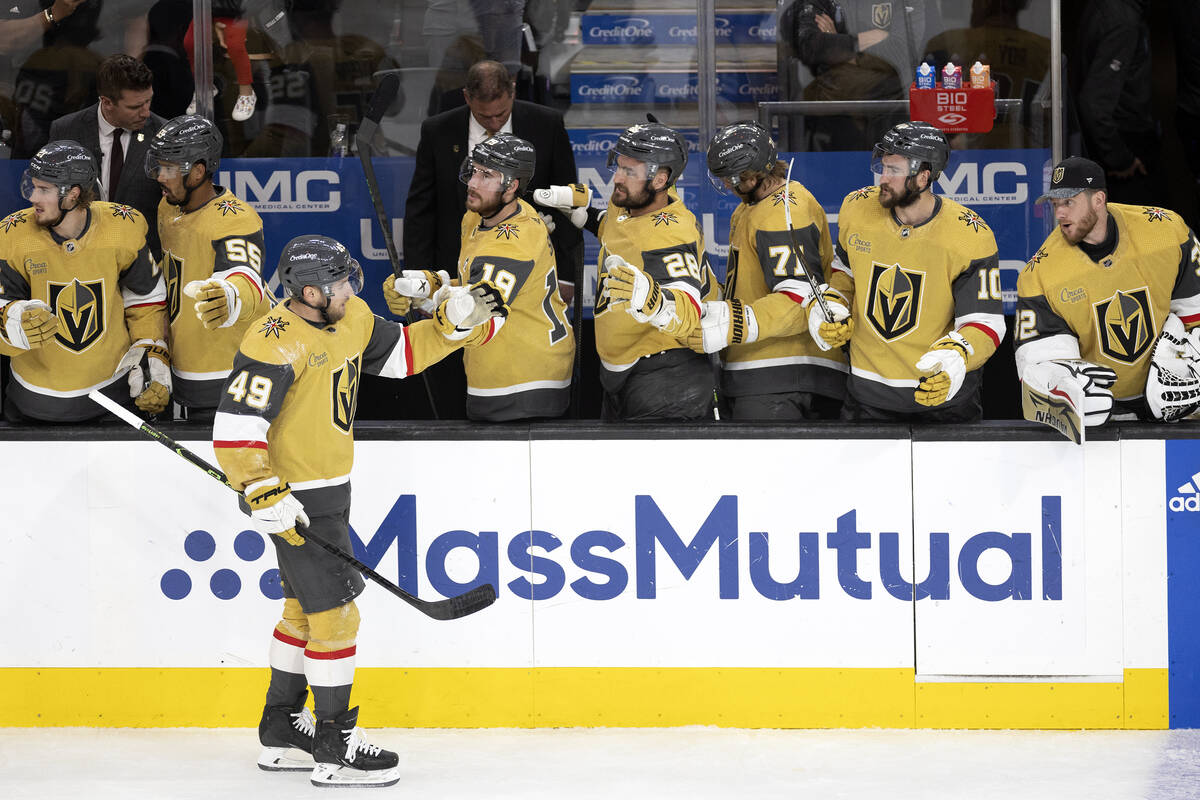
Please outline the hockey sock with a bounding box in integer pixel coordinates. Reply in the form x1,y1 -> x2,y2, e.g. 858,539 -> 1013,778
265,598 -> 309,707
304,601 -> 359,720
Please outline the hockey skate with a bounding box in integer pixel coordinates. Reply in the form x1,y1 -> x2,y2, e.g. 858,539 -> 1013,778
310,706 -> 400,788
257,692 -> 317,772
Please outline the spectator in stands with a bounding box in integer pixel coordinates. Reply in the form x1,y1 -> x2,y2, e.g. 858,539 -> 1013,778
0,1 -> 89,55
782,0 -> 942,151
401,59 -> 578,418
49,54 -> 167,259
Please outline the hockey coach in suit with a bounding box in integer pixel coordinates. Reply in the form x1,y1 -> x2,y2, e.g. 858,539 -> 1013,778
50,54 -> 167,259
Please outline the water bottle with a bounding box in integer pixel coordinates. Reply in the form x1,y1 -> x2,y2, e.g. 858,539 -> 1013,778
329,122 -> 348,157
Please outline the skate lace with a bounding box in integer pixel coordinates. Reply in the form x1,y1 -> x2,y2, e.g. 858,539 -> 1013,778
342,726 -> 383,761
291,707 -> 316,738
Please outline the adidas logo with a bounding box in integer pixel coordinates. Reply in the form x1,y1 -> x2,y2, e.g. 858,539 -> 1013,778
1170,472 -> 1200,511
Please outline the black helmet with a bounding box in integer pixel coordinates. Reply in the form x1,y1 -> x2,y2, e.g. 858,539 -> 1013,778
276,235 -> 363,298
21,140 -> 98,200
606,122 -> 688,185
707,122 -> 777,180
871,121 -> 949,182
458,133 -> 535,194
145,114 -> 223,178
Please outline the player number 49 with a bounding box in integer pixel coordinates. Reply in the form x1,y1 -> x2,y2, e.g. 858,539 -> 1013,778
226,370 -> 272,409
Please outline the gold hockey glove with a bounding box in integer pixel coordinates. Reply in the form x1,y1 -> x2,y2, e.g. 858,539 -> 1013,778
184,278 -> 242,330
117,338 -> 172,414
245,477 -> 308,546
1,299 -> 59,349
687,299 -> 759,353
914,331 -> 972,407
804,285 -> 852,351
381,273 -> 412,317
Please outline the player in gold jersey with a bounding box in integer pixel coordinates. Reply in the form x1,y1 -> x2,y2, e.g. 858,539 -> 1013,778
0,140 -> 169,423
810,121 -> 1006,421
383,134 -> 574,420
1015,157 -> 1200,426
147,115 -> 269,419
691,121 -> 846,419
213,235 -> 504,786
536,121 -> 720,420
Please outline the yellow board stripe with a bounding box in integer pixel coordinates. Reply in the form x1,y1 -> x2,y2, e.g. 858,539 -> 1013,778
0,668 -> 1168,729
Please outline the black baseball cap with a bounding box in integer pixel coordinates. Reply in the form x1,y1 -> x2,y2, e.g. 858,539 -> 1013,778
1037,157 -> 1106,202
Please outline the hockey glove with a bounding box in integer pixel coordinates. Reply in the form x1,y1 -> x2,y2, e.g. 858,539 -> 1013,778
687,299 -> 759,354
381,273 -> 412,317
117,338 -> 172,414
1146,313 -> 1200,421
387,269 -> 451,315
1023,358 -> 1117,427
532,183 -> 589,229
245,476 -> 308,546
1,299 -> 59,349
914,331 -> 972,407
604,255 -> 683,332
183,277 -> 242,330
805,285 -> 852,351
433,281 -> 508,342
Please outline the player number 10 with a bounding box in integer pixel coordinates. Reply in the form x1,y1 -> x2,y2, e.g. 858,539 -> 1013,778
976,267 -> 1002,301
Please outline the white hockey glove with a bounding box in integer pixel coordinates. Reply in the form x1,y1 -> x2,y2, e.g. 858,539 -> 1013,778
604,254 -> 683,333
805,284 -> 852,351
183,277 -> 241,330
687,299 -> 759,354
433,281 -> 508,342
914,331 -> 972,407
532,183 -> 589,229
1,299 -> 59,349
1023,358 -> 1117,427
1146,312 -> 1200,421
385,269 -> 451,316
116,338 -> 171,414
244,477 -> 308,547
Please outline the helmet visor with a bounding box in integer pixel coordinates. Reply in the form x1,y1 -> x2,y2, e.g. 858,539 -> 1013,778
145,152 -> 189,179
606,151 -> 655,182
458,158 -> 507,193
21,170 -> 62,203
870,147 -> 922,178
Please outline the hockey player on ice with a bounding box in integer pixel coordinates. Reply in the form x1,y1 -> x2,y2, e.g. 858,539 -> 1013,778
213,234 -> 505,787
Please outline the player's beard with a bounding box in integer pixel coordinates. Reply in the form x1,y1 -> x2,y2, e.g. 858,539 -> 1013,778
613,180 -> 656,210
1061,205 -> 1100,244
878,180 -> 922,210
468,188 -> 505,220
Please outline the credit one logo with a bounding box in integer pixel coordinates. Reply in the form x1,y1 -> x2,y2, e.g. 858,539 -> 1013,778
346,494 -> 1065,603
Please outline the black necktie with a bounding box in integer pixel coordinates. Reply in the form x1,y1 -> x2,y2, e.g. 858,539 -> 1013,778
109,129 -> 124,199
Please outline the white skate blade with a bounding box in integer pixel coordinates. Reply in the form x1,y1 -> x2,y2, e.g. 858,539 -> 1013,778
310,762 -> 400,788
257,745 -> 315,772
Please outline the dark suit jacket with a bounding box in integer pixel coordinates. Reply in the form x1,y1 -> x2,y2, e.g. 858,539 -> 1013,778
49,105 -> 168,258
403,100 -> 583,282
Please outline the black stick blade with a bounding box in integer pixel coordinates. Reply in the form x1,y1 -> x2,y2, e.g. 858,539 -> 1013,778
365,73 -> 401,124
416,583 -> 498,621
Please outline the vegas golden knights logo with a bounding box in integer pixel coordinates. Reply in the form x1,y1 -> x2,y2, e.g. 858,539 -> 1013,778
1093,288 -> 1153,363
724,247 -> 739,296
47,278 -> 104,352
330,354 -> 361,433
164,253 -> 184,322
1053,167 -> 1065,184
871,2 -> 892,28
866,262 -> 923,340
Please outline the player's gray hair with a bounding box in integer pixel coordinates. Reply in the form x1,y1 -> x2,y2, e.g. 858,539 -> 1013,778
464,60 -> 515,103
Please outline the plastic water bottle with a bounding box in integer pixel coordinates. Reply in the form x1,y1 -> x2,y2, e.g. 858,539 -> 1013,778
329,123 -> 348,157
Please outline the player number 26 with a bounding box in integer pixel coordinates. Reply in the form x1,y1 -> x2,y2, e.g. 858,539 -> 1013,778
663,251 -> 702,280
225,238 -> 262,270
226,370 -> 272,409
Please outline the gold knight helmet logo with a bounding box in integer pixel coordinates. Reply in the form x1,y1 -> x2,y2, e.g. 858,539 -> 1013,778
872,2 -> 892,28
866,262 -> 924,340
48,278 -> 104,352
1093,288 -> 1153,363
330,354 -> 361,433
164,253 -> 184,322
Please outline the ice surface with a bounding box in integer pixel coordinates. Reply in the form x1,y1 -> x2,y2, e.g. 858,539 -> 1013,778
0,726 -> 1198,800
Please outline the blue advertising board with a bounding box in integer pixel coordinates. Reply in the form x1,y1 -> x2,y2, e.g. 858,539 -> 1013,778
580,12 -> 778,46
571,71 -> 778,105
1165,439 -> 1200,728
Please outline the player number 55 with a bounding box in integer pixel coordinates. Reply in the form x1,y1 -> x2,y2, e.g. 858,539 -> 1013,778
225,238 -> 262,270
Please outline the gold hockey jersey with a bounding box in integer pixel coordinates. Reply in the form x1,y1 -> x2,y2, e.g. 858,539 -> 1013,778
457,199 -> 573,420
831,189 -> 1004,413
1014,203 -> 1200,401
0,202 -> 166,421
213,296 -> 463,514
159,188 -> 269,409
595,189 -> 719,390
722,179 -> 846,399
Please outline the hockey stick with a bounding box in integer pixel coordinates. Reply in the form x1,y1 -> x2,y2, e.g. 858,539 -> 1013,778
783,158 -> 834,323
87,390 -> 497,621
356,74 -> 441,419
